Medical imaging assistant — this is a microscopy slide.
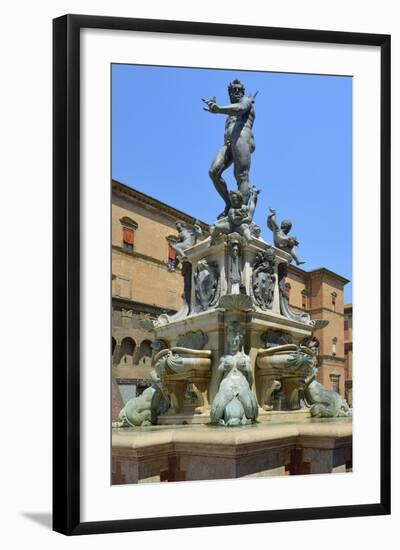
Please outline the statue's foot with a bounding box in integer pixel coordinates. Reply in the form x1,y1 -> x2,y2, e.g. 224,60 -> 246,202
296,261 -> 306,266
195,406 -> 205,414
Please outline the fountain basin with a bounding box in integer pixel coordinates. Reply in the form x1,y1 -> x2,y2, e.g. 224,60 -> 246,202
256,344 -> 315,411
154,347 -> 213,419
112,419 -> 352,484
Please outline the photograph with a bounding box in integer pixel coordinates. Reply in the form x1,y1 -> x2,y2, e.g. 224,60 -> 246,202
110,63 -> 353,484
1,0 -> 395,544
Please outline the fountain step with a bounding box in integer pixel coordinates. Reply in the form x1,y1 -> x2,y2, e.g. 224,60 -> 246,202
259,408 -> 311,423
112,419 -> 352,484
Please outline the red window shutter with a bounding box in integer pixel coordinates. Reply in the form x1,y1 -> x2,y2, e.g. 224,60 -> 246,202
123,227 -> 134,245
168,245 -> 176,260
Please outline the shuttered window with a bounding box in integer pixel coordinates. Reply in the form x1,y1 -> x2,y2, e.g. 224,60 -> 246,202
122,227 -> 134,250
168,245 -> 176,260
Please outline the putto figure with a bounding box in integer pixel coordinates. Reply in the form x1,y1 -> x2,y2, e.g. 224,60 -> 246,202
267,207 -> 305,265
202,80 -> 257,218
210,187 -> 259,244
170,219 -> 202,267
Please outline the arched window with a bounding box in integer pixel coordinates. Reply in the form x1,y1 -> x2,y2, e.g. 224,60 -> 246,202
120,217 -> 138,251
138,339 -> 153,366
118,337 -> 136,365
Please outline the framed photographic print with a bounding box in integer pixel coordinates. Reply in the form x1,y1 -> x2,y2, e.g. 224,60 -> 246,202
53,14 -> 390,535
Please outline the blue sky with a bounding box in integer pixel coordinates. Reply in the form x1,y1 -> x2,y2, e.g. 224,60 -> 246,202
112,64 -> 352,302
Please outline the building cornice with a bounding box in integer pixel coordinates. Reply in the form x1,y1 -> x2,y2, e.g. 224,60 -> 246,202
288,264 -> 350,285
112,179 -> 209,232
308,267 -> 350,285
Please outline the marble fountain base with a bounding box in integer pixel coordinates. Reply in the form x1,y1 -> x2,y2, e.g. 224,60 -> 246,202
112,418 -> 352,484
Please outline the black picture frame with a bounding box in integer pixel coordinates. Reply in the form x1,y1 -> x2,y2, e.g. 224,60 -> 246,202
53,14 -> 391,536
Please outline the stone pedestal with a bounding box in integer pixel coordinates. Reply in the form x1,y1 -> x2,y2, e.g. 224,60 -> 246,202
185,235 -> 291,317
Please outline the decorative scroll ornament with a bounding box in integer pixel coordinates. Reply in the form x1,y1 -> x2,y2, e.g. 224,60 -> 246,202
277,263 -> 329,329
138,298 -> 190,332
